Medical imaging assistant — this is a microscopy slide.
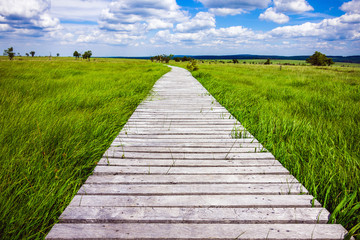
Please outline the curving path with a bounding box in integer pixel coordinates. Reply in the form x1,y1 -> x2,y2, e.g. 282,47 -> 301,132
46,66 -> 350,239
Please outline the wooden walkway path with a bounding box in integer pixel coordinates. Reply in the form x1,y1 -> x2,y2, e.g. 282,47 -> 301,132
47,66 -> 350,239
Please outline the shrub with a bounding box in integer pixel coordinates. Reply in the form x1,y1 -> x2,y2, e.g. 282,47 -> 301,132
186,60 -> 199,71
306,51 -> 334,66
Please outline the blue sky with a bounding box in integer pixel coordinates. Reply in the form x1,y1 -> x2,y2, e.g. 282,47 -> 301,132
0,0 -> 359,57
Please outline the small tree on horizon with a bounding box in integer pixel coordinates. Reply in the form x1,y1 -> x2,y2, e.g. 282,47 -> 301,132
306,51 -> 334,66
73,51 -> 80,59
82,50 -> 92,61
264,59 -> 271,65
30,51 -> 35,57
4,47 -> 15,60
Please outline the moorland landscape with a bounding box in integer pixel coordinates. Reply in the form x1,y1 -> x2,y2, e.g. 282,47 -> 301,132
1,0 -> 360,239
0,54 -> 359,239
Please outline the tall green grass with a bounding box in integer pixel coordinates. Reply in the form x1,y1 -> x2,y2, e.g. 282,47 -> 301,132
172,61 -> 360,239
0,57 -> 169,239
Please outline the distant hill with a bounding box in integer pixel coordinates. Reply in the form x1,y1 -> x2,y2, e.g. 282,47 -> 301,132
109,54 -> 360,63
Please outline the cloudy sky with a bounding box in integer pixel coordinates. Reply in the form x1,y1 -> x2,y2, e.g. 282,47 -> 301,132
0,0 -> 359,57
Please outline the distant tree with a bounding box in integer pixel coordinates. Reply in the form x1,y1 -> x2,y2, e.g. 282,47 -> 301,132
73,51 -> 80,59
162,54 -> 173,63
264,59 -> 271,65
82,50 -> 92,60
56,53 -> 60,57
306,51 -> 334,66
4,47 -> 14,60
232,59 -> 239,64
173,57 -> 181,62
30,51 -> 35,57
181,56 -> 192,62
151,54 -> 173,63
26,53 -> 29,57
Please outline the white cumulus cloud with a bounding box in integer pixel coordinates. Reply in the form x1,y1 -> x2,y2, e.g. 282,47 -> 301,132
197,0 -> 271,9
0,0 -> 49,18
0,0 -> 60,33
270,13 -> 360,40
0,23 -> 11,31
51,0 -> 109,22
176,12 -> 215,32
259,7 -> 289,24
340,0 -> 360,14
99,0 -> 188,33
209,8 -> 246,16
197,0 -> 271,16
273,0 -> 314,13
152,24 -> 266,48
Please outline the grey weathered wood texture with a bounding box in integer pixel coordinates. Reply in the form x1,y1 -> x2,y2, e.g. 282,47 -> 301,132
46,66 -> 350,239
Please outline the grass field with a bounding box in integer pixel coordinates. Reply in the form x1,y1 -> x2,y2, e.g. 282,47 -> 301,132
0,57 -> 170,239
194,59 -> 360,67
171,61 -> 360,239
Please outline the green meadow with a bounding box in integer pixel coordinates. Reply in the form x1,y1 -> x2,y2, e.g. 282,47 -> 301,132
172,60 -> 360,238
0,57 -> 170,239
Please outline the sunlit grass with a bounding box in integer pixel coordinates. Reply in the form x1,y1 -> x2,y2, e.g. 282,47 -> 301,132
0,57 -> 170,239
172,61 -> 360,239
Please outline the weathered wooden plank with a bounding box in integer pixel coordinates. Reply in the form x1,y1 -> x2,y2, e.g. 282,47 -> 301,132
45,223 -> 350,240
58,207 -> 329,224
93,166 -> 288,175
128,114 -> 234,118
110,141 -> 263,148
117,131 -> 248,136
125,121 -> 240,125
122,121 -> 240,126
136,106 -> 226,110
112,138 -> 258,143
120,127 -> 243,131
123,124 -> 242,128
103,152 -> 274,160
115,132 -> 256,139
134,109 -> 229,113
68,194 -> 320,207
78,183 -> 307,195
97,158 -> 280,166
105,147 -> 266,154
85,174 -> 298,185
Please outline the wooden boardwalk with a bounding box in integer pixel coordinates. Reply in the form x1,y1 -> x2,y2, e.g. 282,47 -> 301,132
47,66 -> 350,239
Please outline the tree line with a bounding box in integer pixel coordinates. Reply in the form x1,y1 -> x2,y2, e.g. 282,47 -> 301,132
73,50 -> 92,60
3,47 -> 37,60
3,48 -> 334,66
2,47 -> 93,61
150,55 -> 197,63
